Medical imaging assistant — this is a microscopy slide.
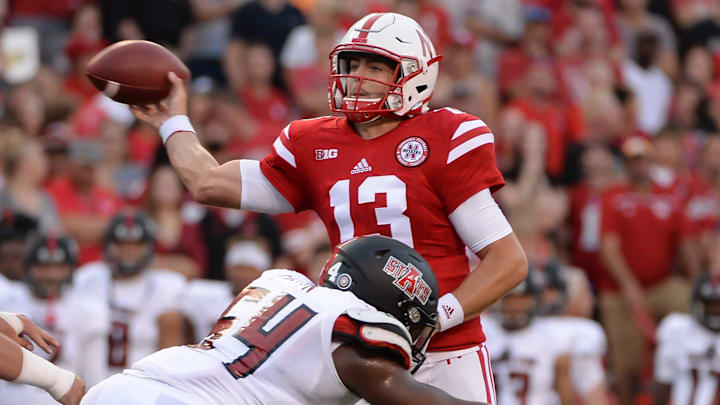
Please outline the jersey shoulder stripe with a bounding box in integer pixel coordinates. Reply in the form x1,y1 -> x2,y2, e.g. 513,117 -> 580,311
332,314 -> 412,369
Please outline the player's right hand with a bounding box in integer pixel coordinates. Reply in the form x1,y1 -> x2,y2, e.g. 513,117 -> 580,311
14,314 -> 59,354
57,376 -> 86,405
130,71 -> 188,129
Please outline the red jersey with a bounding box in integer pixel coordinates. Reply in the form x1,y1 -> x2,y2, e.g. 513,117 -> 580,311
601,187 -> 691,291
568,184 -> 625,291
260,108 -> 505,351
46,177 -> 121,264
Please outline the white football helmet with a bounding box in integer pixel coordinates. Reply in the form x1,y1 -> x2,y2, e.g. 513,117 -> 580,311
329,13 -> 442,123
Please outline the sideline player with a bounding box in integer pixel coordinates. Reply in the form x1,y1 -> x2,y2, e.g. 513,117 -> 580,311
81,236 -> 489,405
653,272 -> 720,405
73,211 -> 187,378
538,263 -> 609,404
0,234 -> 109,404
131,12 -> 527,402
484,273 -> 574,405
0,311 -> 85,405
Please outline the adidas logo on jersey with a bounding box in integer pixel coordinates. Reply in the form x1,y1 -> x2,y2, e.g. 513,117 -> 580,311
350,158 -> 372,174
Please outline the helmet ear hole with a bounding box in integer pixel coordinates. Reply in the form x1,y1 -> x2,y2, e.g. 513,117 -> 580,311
416,85 -> 427,93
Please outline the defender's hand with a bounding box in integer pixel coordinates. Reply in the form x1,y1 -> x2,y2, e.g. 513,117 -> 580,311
57,376 -> 86,405
130,71 -> 188,129
15,314 -> 59,354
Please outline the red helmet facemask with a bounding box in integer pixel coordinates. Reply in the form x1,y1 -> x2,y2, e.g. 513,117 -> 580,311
329,48 -> 406,123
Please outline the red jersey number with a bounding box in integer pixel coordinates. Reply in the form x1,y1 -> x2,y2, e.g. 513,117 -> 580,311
108,321 -> 129,367
223,293 -> 317,378
329,175 -> 414,247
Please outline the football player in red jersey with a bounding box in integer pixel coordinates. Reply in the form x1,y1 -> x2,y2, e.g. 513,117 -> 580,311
132,12 -> 527,403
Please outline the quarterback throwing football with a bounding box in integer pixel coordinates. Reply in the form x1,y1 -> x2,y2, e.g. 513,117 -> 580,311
132,13 -> 527,402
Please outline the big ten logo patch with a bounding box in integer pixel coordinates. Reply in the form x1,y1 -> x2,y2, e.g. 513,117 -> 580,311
315,149 -> 338,160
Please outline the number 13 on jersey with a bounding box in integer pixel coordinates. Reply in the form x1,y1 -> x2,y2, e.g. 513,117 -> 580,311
329,175 -> 414,247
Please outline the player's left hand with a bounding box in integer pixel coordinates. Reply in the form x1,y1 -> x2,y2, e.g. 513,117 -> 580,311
14,314 -> 60,354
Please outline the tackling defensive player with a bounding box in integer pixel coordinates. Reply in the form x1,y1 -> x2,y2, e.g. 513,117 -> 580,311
81,235 -> 489,405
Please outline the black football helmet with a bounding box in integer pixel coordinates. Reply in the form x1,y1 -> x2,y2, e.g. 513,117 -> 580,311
23,234 -> 78,298
0,211 -> 38,281
104,211 -> 156,276
692,272 -> 720,332
320,235 -> 439,371
499,269 -> 542,331
537,261 -> 569,316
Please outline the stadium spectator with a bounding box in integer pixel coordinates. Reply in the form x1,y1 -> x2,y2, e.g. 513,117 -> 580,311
281,0 -> 342,117
235,42 -> 292,152
225,0 -> 305,90
616,0 -> 679,79
622,31 -> 674,135
0,132 -> 62,232
497,5 -> 554,99
100,0 -> 194,49
184,0 -> 247,84
5,83 -> 47,137
95,120 -> 147,202
144,165 -> 207,278
46,141 -> 121,265
509,62 -> 585,181
567,143 -> 625,293
600,136 -> 696,405
432,33 -> 499,127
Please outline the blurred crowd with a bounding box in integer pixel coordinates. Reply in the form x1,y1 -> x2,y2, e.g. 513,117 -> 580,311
0,0 -> 720,404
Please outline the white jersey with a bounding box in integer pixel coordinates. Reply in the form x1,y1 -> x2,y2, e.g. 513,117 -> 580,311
655,313 -> 720,405
0,273 -> 23,302
123,270 -> 413,405
0,284 -> 109,404
483,315 -> 567,405
182,279 -> 234,342
539,316 -> 607,394
73,261 -> 187,377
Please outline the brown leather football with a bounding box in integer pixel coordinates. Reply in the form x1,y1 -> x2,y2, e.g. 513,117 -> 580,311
86,40 -> 190,105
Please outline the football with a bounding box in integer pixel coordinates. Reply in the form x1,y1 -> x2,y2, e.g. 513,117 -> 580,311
85,40 -> 190,105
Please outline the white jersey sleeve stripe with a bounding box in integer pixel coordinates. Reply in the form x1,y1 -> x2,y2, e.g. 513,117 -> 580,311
273,136 -> 296,168
447,133 -> 494,164
282,124 -> 290,139
437,107 -> 464,115
451,120 -> 488,141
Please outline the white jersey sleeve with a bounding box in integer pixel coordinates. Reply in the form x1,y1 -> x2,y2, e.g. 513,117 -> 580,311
654,313 -> 691,383
239,159 -> 294,214
449,188 -> 513,253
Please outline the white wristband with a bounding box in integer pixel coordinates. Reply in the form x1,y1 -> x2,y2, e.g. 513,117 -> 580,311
0,312 -> 23,335
437,293 -> 465,332
159,115 -> 195,144
15,347 -> 76,400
